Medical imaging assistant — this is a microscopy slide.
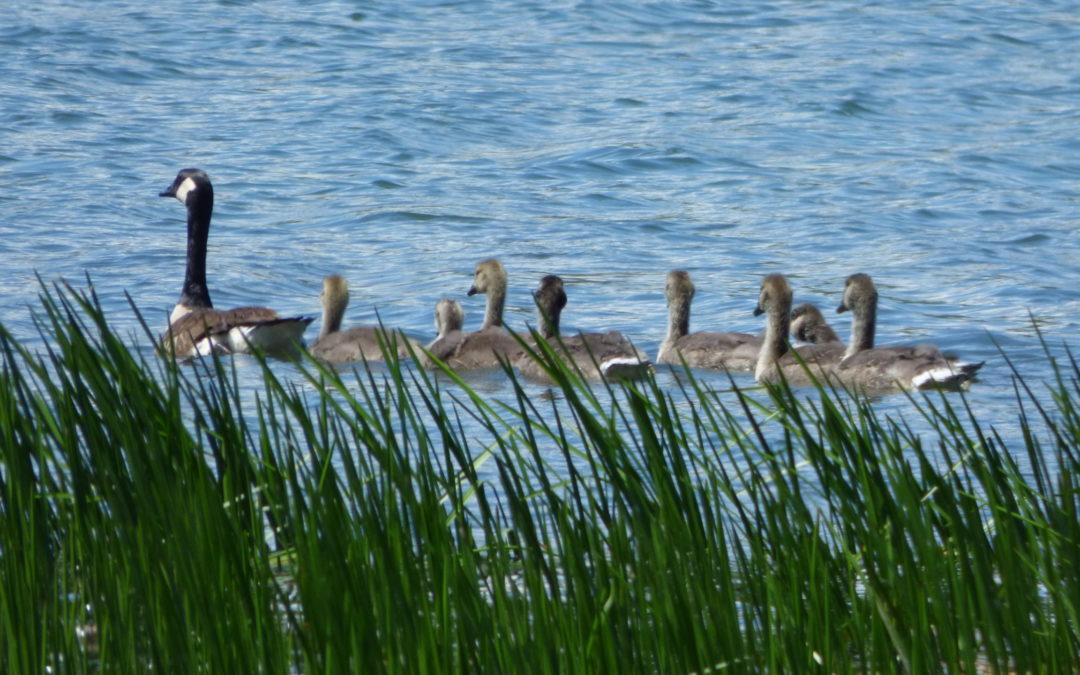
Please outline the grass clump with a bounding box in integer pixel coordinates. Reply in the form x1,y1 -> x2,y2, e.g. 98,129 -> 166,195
0,281 -> 1077,673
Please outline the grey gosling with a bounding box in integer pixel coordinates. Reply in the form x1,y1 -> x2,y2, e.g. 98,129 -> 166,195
517,275 -> 651,381
422,298 -> 466,367
834,273 -> 983,389
309,275 -> 418,363
790,303 -> 841,345
656,270 -> 761,371
445,258 -> 525,370
753,274 -> 844,385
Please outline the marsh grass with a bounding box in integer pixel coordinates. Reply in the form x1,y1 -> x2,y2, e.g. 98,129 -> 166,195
1,281 -> 1077,673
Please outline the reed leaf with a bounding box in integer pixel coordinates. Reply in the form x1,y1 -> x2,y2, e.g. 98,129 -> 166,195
0,280 -> 1075,673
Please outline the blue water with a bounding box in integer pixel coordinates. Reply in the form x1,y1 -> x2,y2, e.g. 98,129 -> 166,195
2,1 -> 1078,464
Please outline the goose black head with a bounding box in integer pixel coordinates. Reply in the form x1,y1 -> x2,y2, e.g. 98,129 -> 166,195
160,168 -> 213,208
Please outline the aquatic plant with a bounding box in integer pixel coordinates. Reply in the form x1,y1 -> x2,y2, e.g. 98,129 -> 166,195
1,281 -> 1076,673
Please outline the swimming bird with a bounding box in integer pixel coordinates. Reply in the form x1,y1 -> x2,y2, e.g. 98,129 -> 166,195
790,303 -> 841,345
309,274 -> 418,363
753,274 -> 844,385
158,169 -> 312,359
422,298 -> 466,367
754,273 -> 981,391
517,275 -> 651,381
656,270 -> 761,371
445,258 -> 524,370
834,273 -> 983,389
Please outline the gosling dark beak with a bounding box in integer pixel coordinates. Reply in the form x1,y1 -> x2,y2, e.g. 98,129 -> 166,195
753,305 -> 764,317
836,303 -> 849,314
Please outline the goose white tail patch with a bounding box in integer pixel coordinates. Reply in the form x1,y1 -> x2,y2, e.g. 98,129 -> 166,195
600,357 -> 653,379
224,320 -> 310,354
913,366 -> 971,390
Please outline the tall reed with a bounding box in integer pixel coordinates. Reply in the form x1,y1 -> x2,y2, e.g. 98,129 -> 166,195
0,281 -> 1076,673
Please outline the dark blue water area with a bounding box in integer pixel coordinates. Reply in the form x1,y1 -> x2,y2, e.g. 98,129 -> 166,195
2,0 -> 1078,487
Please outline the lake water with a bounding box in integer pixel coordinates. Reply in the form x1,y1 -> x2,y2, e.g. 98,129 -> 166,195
2,0 -> 1078,471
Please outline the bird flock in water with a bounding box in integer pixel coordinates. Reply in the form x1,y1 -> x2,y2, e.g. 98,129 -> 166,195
159,169 -> 983,393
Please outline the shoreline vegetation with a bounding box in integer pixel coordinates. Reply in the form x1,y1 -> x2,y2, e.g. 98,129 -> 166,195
2,282 -> 1077,673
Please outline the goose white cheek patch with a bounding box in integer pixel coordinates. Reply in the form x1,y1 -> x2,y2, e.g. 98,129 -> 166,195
174,176 -> 197,204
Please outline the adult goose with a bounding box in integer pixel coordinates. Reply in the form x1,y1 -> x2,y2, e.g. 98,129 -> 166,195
309,274 -> 418,363
834,273 -> 983,389
517,275 -> 651,381
421,298 -> 466,367
656,270 -> 761,371
753,274 -> 844,385
159,168 -> 312,359
790,303 -> 841,345
445,258 -> 524,370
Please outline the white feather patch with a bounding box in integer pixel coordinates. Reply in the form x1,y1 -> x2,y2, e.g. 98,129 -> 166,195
223,321 -> 309,354
600,357 -> 653,378
913,366 -> 963,389
193,337 -> 226,357
174,176 -> 198,204
170,303 -> 194,324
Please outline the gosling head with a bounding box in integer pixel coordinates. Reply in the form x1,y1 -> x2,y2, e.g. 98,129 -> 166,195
320,274 -> 350,310
837,273 -> 877,315
533,275 -> 567,336
534,274 -> 567,310
665,270 -> 695,305
790,303 -> 836,344
434,298 -> 465,335
467,258 -> 507,297
754,273 -> 793,318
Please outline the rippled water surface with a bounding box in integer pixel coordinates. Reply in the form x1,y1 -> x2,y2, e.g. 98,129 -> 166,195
2,0 -> 1078,463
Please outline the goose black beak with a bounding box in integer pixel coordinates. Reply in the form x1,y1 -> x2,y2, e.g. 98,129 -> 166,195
159,186 -> 177,198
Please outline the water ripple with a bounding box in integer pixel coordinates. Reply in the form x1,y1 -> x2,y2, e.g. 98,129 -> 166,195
0,0 -> 1077,445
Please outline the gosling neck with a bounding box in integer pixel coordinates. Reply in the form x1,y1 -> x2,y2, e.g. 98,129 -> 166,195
845,295 -> 877,359
482,285 -> 506,330
666,290 -> 691,343
755,299 -> 791,381
319,293 -> 347,341
538,302 -> 560,339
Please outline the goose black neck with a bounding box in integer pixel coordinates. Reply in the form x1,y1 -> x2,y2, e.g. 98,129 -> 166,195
180,189 -> 214,309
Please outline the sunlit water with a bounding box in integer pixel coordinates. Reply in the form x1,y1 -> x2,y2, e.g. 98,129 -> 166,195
2,0 -> 1078,483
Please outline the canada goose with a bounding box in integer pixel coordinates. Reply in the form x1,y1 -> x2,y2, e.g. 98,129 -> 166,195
790,303 -> 841,345
656,270 -> 761,371
445,258 -> 524,370
309,275 -> 418,363
835,273 -> 983,389
158,169 -> 312,359
753,274 -> 844,384
422,298 -> 466,367
517,275 -> 651,381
